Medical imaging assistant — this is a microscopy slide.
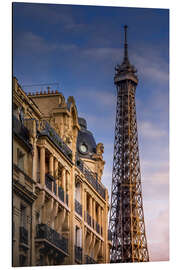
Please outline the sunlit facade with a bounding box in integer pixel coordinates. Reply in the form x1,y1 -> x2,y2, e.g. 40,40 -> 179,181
12,77 -> 112,266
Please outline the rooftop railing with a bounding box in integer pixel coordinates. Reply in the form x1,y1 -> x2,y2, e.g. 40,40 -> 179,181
36,223 -> 68,254
38,120 -> 72,162
76,159 -> 106,200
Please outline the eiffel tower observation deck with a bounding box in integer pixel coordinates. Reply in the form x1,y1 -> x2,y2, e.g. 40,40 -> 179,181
109,25 -> 149,263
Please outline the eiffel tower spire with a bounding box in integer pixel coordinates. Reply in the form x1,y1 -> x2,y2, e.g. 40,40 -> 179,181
123,25 -> 129,63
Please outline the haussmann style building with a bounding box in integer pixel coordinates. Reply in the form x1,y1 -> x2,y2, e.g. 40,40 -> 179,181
12,77 -> 112,267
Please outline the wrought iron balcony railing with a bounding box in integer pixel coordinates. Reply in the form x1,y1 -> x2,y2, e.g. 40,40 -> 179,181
45,174 -> 54,191
75,200 -> 82,216
19,226 -> 28,245
36,223 -> 68,254
85,255 -> 96,264
85,211 -> 92,227
58,186 -> 64,202
84,212 -> 102,236
96,222 -> 100,234
54,182 -> 57,195
38,120 -> 72,162
13,115 -> 32,151
76,158 -> 106,199
75,245 -> 83,263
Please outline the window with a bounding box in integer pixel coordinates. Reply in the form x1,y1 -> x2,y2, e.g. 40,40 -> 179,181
19,255 -> 27,267
75,226 -> 82,247
36,212 -> 40,225
75,181 -> 81,202
20,204 -> 26,228
17,149 -> 25,171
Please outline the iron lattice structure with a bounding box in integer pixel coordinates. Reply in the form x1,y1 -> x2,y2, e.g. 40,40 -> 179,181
109,26 -> 149,263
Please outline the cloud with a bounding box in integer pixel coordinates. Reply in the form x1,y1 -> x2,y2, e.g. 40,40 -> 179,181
82,47 -> 122,61
14,32 -> 78,55
138,121 -> 167,139
81,45 -> 168,86
146,208 -> 169,261
132,52 -> 169,83
14,3 -> 85,31
76,87 -> 116,108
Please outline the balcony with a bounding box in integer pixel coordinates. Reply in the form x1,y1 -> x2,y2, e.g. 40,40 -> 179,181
36,223 -> 68,255
84,212 -> 102,236
96,222 -> 100,234
76,159 -> 106,199
75,200 -> 82,217
45,173 -> 54,191
84,211 -> 92,226
38,120 -> 72,162
58,186 -> 64,202
19,226 -> 28,245
85,255 -> 96,264
13,115 -> 32,151
75,245 -> 82,263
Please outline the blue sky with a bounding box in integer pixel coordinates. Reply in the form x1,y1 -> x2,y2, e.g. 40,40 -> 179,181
13,2 -> 169,261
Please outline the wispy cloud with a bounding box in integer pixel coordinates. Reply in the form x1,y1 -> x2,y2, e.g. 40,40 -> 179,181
132,51 -> 169,84
139,121 -> 167,139
14,32 -> 78,55
76,87 -> 116,108
147,208 -> 169,261
14,3 -> 86,31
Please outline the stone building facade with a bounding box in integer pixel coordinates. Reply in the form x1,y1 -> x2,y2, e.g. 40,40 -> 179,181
12,77 -> 112,267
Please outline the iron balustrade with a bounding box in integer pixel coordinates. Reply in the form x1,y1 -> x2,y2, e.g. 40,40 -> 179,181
58,186 -> 64,202
76,159 -> 106,199
19,226 -> 28,245
75,245 -> 83,263
13,115 -> 32,151
36,223 -> 68,254
96,222 -> 100,234
45,174 -> 53,191
85,211 -> 92,227
85,255 -> 96,264
75,200 -> 82,216
53,182 -> 57,195
84,212 -> 102,236
38,120 -> 72,162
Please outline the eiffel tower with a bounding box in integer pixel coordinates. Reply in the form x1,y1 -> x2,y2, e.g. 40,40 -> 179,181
109,25 -> 149,263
